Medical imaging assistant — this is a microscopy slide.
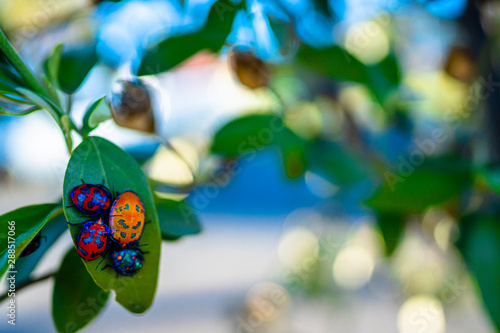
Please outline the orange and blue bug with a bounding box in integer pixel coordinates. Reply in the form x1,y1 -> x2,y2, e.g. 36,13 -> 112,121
76,218 -> 111,261
109,248 -> 144,276
20,231 -> 45,257
70,184 -> 112,216
108,191 -> 145,247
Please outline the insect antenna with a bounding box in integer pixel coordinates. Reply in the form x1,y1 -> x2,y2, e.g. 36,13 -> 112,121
67,218 -> 93,227
101,264 -> 113,271
95,256 -> 108,271
67,221 -> 87,226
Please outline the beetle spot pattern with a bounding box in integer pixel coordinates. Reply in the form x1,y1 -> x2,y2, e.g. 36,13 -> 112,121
109,190 -> 145,245
70,184 -> 112,216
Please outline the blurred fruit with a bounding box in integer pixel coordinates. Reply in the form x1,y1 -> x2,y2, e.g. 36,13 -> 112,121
228,50 -> 270,89
110,79 -> 155,133
444,45 -> 475,83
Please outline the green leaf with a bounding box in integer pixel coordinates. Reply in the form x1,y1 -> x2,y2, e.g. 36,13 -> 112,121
138,0 -> 240,75
376,211 -> 405,256
268,15 -> 297,57
211,113 -> 308,178
16,213 -> 67,285
297,45 -> 370,83
0,90 -> 30,104
0,63 -> 39,115
0,203 -> 62,279
55,43 -> 97,94
156,198 -> 201,240
281,145 -> 307,179
80,96 -> 112,136
52,248 -> 109,333
0,96 -> 39,116
458,213 -> 500,330
211,114 -> 285,156
306,140 -> 370,186
63,136 -> 161,314
44,43 -> 62,87
479,166 -> 500,195
278,129 -> 308,179
366,54 -> 401,103
311,0 -> 331,16
0,62 -> 29,94
297,45 -> 401,103
15,87 -> 63,121
375,54 -> 401,87
365,157 -> 470,213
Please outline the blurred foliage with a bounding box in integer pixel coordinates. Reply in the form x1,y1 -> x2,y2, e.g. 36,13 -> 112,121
1,0 -> 500,331
138,0 -> 242,75
156,198 -> 202,241
459,211 -> 500,330
52,248 -> 109,333
365,157 -> 471,213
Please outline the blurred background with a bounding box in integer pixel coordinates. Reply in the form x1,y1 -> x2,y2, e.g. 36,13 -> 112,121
1,0 -> 499,332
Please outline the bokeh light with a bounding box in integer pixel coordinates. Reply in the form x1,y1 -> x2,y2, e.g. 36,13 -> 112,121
278,227 -> 319,272
397,295 -> 446,333
333,244 -> 375,290
344,19 -> 390,65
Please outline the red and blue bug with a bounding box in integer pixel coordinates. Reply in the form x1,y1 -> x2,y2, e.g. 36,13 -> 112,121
103,248 -> 145,276
20,230 -> 45,257
75,218 -> 111,261
69,183 -> 112,216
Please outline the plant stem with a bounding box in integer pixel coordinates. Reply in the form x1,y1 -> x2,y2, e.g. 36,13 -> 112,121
0,272 -> 56,304
268,85 -> 286,118
66,94 -> 72,114
158,136 -> 197,184
0,28 -> 49,98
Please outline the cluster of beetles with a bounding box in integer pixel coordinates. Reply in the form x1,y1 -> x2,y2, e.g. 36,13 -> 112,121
19,182 -> 148,276
67,182 -> 147,276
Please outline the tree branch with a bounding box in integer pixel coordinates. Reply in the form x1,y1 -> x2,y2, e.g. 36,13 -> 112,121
0,272 -> 56,304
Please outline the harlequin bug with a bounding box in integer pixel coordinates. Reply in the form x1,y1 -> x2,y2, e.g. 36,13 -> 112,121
106,248 -> 145,276
108,190 -> 145,247
75,218 -> 111,261
20,231 -> 45,257
69,183 -> 112,216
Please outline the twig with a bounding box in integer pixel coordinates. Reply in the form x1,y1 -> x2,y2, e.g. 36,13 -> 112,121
157,136 -> 197,184
66,94 -> 73,115
0,272 -> 56,304
268,85 -> 286,118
